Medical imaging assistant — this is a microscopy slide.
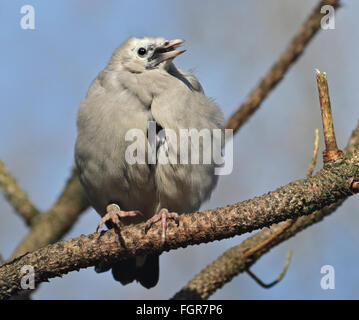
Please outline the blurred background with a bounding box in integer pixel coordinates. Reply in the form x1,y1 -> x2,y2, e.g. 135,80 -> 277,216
0,0 -> 358,299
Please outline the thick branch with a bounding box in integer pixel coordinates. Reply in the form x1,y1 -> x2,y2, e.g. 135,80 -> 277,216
1,150 -> 358,299
225,0 -> 340,133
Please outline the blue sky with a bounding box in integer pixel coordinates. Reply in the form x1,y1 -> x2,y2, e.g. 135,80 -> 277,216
1,0 -> 359,299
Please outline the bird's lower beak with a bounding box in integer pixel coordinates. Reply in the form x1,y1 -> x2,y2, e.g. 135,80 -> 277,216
160,39 -> 186,59
149,39 -> 186,68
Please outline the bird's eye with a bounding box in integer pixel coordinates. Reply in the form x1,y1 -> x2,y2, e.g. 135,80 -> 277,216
137,47 -> 147,56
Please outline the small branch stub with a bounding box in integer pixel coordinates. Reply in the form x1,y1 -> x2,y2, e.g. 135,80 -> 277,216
315,69 -> 343,162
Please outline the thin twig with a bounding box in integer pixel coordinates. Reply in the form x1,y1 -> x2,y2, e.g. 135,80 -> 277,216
246,249 -> 292,289
307,129 -> 320,177
0,160 -> 40,226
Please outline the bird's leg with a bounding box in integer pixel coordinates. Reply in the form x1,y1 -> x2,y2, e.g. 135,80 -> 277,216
145,208 -> 179,244
96,204 -> 142,232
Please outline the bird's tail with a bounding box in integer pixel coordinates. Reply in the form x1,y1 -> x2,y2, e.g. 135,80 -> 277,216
110,254 -> 159,289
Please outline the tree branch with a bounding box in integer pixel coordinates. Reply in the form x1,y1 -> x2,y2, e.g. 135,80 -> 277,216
307,129 -> 320,178
171,122 -> 359,300
9,167 -> 89,260
245,249 -> 292,289
1,144 -> 358,299
224,0 -> 340,133
316,69 -> 343,161
0,160 -> 40,226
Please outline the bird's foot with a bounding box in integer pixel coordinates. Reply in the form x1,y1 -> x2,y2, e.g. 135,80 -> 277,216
145,208 -> 179,244
96,204 -> 142,232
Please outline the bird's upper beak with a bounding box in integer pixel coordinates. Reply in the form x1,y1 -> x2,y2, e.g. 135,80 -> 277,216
148,39 -> 186,68
158,39 -> 186,59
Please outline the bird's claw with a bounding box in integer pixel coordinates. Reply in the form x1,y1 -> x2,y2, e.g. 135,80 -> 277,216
145,208 -> 179,244
96,204 -> 142,232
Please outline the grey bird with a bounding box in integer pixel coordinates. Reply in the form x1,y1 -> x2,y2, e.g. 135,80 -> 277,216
75,36 -> 224,288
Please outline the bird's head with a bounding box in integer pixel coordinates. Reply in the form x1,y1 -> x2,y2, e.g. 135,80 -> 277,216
108,37 -> 185,73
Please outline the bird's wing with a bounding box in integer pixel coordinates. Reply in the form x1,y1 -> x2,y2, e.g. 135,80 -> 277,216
75,70 -> 156,216
148,72 -> 224,213
168,64 -> 204,93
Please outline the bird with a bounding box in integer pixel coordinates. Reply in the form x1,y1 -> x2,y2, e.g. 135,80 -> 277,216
75,36 -> 224,289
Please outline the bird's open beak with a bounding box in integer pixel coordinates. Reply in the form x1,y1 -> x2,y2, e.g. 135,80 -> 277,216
148,39 -> 186,68
159,39 -> 186,59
